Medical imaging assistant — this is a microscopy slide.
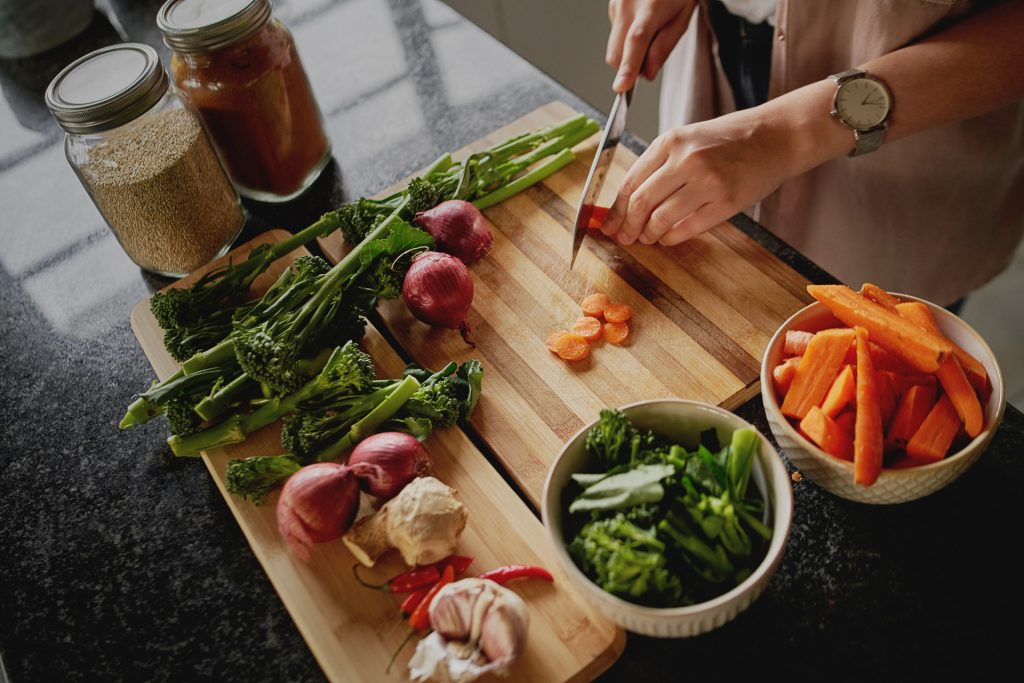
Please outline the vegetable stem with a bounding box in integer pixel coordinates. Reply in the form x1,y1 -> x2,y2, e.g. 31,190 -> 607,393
473,149 -> 576,210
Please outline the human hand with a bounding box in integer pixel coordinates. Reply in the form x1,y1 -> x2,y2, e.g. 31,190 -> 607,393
602,108 -> 808,246
606,0 -> 697,93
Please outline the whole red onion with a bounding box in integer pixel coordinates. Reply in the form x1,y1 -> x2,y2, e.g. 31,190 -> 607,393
414,200 -> 493,264
277,463 -> 359,561
402,251 -> 475,345
347,432 -> 432,500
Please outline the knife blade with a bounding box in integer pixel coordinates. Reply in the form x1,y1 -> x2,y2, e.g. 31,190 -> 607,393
570,88 -> 632,268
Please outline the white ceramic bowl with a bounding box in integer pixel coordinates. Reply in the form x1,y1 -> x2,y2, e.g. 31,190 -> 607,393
541,399 -> 793,638
761,293 -> 1005,505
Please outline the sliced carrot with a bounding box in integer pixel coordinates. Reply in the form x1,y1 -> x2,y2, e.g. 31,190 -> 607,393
895,301 -> 989,395
887,383 -> 937,449
859,283 -> 900,312
877,371 -> 899,429
780,328 -> 855,420
604,303 -> 632,323
581,293 -> 611,319
820,365 -> 855,418
554,333 -> 590,361
906,394 -> 961,462
834,411 -> 856,438
800,406 -> 854,461
843,339 -> 916,375
603,321 -> 630,345
807,285 -> 952,373
773,356 -> 801,398
571,316 -> 603,342
935,356 -> 983,437
546,329 -> 569,353
784,330 -> 815,357
854,327 -> 884,487
586,205 -> 610,230
890,373 -> 936,399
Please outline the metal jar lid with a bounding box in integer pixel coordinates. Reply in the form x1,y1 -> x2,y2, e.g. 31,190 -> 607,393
45,43 -> 169,135
157,0 -> 273,54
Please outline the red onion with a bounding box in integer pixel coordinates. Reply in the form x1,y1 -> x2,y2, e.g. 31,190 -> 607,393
402,251 -> 475,345
414,200 -> 493,264
347,432 -> 432,500
277,463 -> 359,561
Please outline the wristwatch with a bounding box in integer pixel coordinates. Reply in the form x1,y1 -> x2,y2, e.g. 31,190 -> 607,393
829,69 -> 892,156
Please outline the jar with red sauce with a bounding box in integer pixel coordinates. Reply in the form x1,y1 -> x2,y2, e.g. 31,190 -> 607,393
157,0 -> 331,202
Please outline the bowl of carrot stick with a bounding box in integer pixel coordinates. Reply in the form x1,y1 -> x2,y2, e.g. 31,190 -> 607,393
761,283 -> 1005,504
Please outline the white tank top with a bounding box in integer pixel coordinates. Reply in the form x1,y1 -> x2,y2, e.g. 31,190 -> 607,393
719,0 -> 776,24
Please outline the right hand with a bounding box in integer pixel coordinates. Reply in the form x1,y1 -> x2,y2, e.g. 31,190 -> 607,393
606,0 -> 697,93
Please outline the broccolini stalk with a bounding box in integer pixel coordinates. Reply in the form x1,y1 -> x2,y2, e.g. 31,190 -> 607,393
119,363 -> 238,430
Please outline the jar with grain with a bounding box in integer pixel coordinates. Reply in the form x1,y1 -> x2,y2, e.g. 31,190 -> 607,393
45,43 -> 244,278
158,0 -> 331,203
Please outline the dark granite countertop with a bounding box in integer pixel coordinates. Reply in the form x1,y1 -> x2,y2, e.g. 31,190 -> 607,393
1,1 -> 1021,681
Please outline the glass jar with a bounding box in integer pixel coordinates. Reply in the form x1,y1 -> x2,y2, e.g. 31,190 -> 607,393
158,0 -> 332,202
45,43 -> 245,278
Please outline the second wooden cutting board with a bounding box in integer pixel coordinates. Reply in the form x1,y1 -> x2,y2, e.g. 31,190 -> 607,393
320,100 -> 812,506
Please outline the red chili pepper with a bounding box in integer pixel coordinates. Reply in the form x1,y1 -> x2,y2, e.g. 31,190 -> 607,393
409,564 -> 454,631
352,563 -> 440,594
478,564 -> 554,585
439,555 -> 474,576
399,585 -> 431,619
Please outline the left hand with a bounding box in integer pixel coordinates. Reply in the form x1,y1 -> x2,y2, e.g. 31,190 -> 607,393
602,108 -> 805,246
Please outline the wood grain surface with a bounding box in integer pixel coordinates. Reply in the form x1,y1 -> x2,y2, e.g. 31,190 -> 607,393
319,101 -> 813,506
129,230 -> 624,683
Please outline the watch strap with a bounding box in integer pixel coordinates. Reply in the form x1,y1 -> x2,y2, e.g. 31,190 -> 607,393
831,68 -> 865,85
852,126 -> 886,157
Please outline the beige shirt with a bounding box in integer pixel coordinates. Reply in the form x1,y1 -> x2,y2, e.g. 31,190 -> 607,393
660,0 -> 1024,305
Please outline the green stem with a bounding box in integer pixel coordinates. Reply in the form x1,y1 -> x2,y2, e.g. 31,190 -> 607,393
473,148 -> 576,210
272,211 -> 342,253
120,396 -> 164,429
486,114 -> 588,160
313,375 -> 421,460
181,338 -> 236,375
194,372 -> 257,422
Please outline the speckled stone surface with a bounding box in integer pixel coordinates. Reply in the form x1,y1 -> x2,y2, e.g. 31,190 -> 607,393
1,1 -> 1021,681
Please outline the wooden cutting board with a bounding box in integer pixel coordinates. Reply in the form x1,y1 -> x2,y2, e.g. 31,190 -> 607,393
320,100 -> 813,505
129,231 -> 624,683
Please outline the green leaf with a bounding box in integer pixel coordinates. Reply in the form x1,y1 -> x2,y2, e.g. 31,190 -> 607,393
568,464 -> 674,513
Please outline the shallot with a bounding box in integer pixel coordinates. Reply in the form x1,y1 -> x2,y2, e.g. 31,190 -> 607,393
402,251 -> 475,345
414,200 -> 494,264
347,432 -> 432,500
277,463 -> 360,561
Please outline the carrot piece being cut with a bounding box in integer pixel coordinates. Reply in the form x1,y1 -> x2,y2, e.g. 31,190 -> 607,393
895,301 -> 989,395
859,283 -> 901,312
780,328 -> 856,420
820,365 -> 855,417
581,293 -> 611,319
887,383 -> 937,449
571,316 -> 604,342
800,406 -> 854,461
854,326 -> 884,487
604,303 -> 633,323
807,284 -> 952,373
554,333 -> 590,361
773,356 -> 801,398
784,330 -> 815,357
603,321 -> 630,344
546,329 -> 569,353
906,394 -> 961,462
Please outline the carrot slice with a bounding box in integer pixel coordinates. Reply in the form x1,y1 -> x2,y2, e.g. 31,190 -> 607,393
890,373 -> 936,399
571,316 -> 603,342
876,371 -> 899,430
834,411 -> 856,438
581,293 -> 611,319
603,321 -> 630,345
894,301 -> 989,395
604,303 -> 632,323
935,356 -> 984,437
772,356 -> 801,398
843,339 -> 916,375
800,406 -> 854,461
780,328 -> 855,420
906,394 -> 961,462
859,283 -> 901,312
887,383 -> 937,449
546,329 -> 569,353
807,285 -> 952,373
854,326 -> 884,487
820,365 -> 855,418
554,333 -> 590,361
784,330 -> 815,357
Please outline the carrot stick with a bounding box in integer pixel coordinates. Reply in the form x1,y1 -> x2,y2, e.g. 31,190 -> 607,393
784,330 -> 815,357
876,371 -> 899,429
807,285 -> 952,373
800,406 -> 854,461
554,333 -> 590,361
890,373 -> 936,399
772,356 -> 801,398
820,365 -> 855,417
581,293 -> 611,319
571,316 -> 603,342
906,394 -> 961,462
546,330 -> 569,353
603,303 -> 632,323
834,411 -> 855,438
859,283 -> 901,312
887,383 -> 937,449
854,326 -> 884,486
843,340 -> 917,375
781,328 -> 855,420
603,321 -> 630,345
935,356 -> 984,437
894,301 -> 989,394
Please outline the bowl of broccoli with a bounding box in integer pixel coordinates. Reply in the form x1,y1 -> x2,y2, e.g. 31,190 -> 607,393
541,399 -> 793,638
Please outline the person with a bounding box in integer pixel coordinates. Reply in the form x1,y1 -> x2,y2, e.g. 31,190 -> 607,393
601,0 -> 1024,307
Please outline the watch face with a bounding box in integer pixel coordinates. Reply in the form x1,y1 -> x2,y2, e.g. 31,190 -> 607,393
836,77 -> 891,129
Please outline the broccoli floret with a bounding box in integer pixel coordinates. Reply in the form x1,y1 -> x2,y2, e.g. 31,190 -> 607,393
165,396 -> 203,436
336,197 -> 400,245
585,409 -> 638,468
404,378 -> 461,428
225,454 -> 303,505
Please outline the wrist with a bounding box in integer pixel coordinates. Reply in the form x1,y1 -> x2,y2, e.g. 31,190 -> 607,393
760,79 -> 859,174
